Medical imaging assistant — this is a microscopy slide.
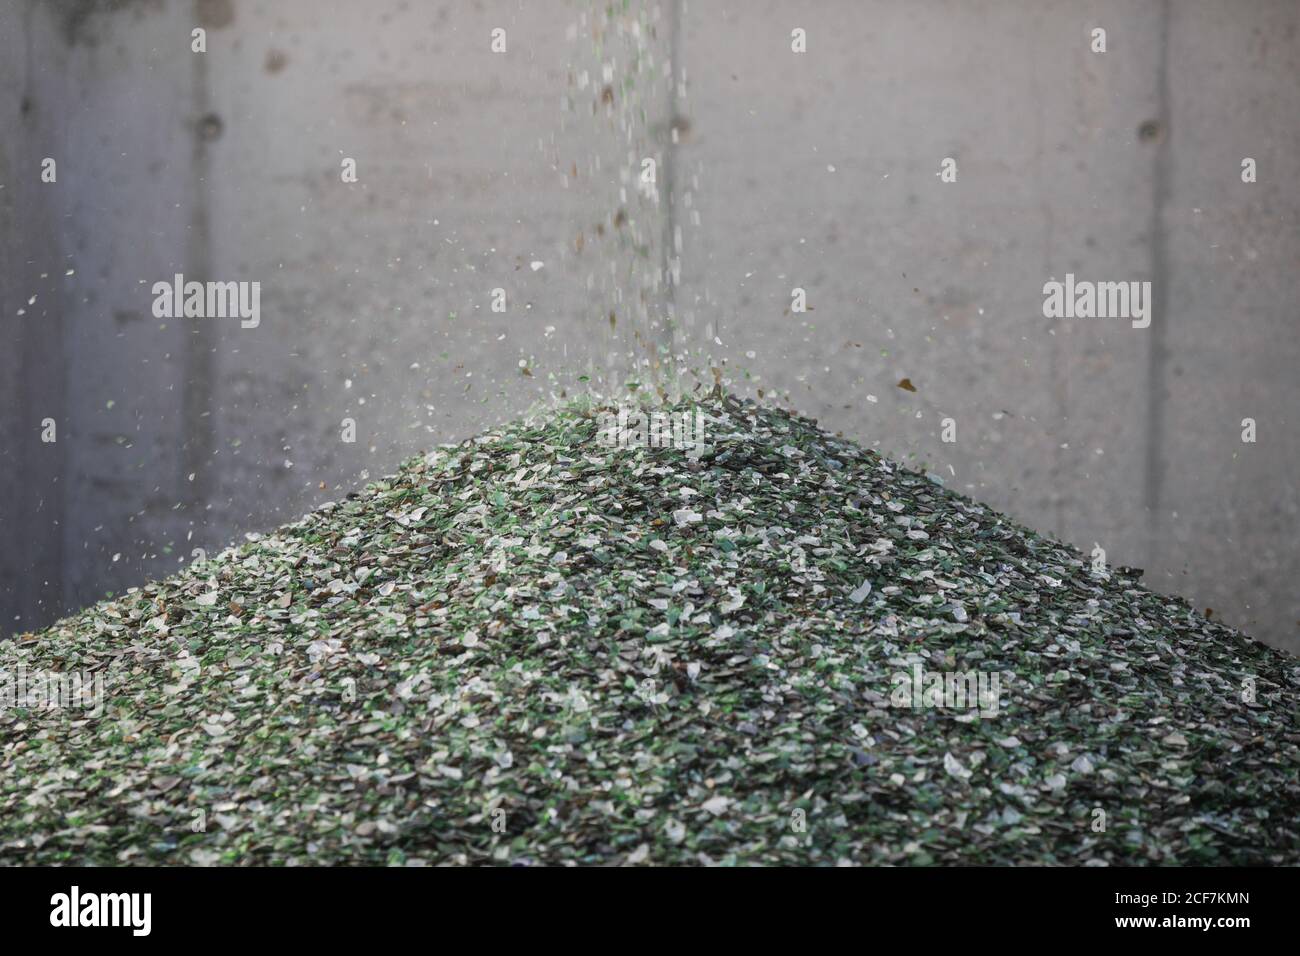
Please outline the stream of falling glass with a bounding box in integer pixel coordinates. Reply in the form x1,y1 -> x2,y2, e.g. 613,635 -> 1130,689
565,0 -> 711,404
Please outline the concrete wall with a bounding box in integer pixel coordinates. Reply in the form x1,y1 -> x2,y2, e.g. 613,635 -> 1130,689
2,0 -> 1297,654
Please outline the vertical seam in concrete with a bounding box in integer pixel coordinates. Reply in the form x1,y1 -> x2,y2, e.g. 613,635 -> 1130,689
1143,0 -> 1172,560
1031,5 -> 1063,537
16,0 -> 66,633
183,18 -> 216,520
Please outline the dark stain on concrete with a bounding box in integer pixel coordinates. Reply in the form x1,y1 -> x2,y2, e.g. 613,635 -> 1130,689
198,111 -> 224,141
1138,118 -> 1166,144
196,0 -> 235,30
59,0 -> 163,47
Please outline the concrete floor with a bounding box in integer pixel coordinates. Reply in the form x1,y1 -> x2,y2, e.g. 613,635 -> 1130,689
2,0 -> 1297,653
